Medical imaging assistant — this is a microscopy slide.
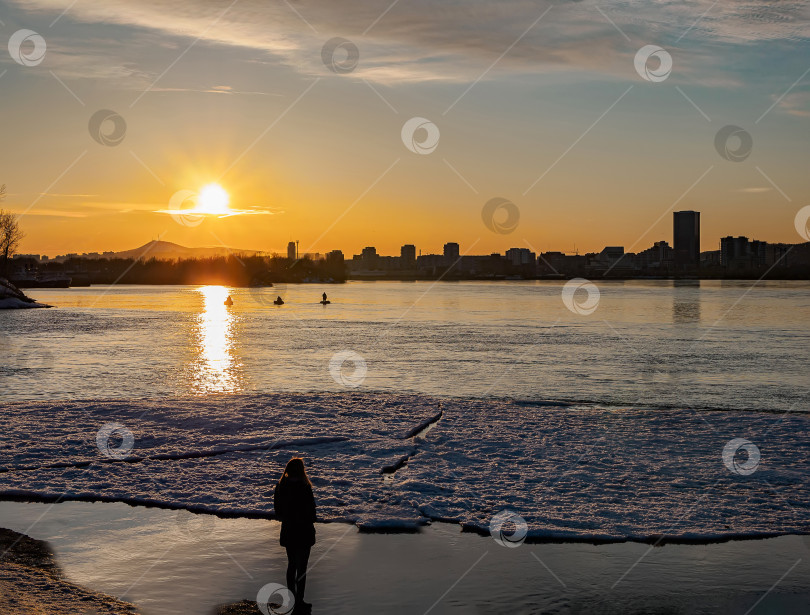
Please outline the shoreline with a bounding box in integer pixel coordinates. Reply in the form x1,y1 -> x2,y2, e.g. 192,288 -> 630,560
0,494 -> 806,547
12,276 -> 810,290
0,526 -> 139,614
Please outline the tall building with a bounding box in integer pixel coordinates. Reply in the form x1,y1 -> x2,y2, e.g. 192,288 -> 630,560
400,244 -> 416,267
287,241 -> 297,261
505,247 -> 536,266
443,242 -> 460,260
673,211 -> 700,268
325,250 -> 344,265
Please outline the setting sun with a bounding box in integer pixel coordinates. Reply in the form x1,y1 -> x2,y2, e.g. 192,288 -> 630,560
196,184 -> 230,215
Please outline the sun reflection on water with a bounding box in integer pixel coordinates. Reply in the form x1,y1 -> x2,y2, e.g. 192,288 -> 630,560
193,285 -> 241,393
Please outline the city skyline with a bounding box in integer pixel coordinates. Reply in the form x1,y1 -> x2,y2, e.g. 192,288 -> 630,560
15,208 -> 806,263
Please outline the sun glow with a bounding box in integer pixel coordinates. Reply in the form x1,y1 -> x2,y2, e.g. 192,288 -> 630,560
193,285 -> 240,393
196,183 -> 230,215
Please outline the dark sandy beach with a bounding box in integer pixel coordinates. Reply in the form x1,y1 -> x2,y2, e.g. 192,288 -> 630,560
0,527 -> 139,614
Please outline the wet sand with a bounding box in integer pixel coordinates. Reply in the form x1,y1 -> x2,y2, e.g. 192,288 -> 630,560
0,527 -> 139,614
1,500 -> 808,614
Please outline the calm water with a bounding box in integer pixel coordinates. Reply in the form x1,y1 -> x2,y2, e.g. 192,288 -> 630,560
1,280 -> 808,411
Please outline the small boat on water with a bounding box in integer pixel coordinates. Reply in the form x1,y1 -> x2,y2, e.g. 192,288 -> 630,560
224,295 -> 233,306
273,296 -> 284,305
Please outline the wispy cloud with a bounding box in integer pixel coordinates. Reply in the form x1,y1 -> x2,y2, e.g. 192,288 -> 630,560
736,187 -> 772,193
155,208 -> 276,218
7,0 -> 810,86
776,91 -> 810,117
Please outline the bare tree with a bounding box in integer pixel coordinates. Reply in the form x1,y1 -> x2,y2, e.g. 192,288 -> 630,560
0,208 -> 24,276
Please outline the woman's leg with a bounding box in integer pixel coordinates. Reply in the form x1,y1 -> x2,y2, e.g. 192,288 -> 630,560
294,546 -> 312,603
285,547 -> 297,598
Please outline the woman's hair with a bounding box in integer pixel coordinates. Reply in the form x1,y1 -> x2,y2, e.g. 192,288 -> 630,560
280,457 -> 312,487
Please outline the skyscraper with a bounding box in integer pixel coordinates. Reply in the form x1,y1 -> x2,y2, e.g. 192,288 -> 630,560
673,211 -> 700,268
287,241 -> 297,261
400,244 -> 416,267
443,242 -> 460,260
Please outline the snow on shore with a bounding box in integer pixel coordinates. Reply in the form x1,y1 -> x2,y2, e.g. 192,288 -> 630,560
0,297 -> 49,309
0,278 -> 50,309
0,392 -> 808,542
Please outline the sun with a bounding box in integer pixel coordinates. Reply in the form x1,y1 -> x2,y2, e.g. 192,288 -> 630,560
197,183 -> 230,215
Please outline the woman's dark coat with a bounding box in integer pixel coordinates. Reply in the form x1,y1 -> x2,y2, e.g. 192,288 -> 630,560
274,479 -> 316,547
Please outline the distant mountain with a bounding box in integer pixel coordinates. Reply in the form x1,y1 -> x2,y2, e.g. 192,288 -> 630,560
114,240 -> 263,261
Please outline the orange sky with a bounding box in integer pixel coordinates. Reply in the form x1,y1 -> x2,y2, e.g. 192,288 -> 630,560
2,0 -> 808,258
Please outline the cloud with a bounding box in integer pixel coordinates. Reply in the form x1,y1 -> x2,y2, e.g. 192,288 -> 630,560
155,208 -> 276,218
776,91 -> 810,117
7,0 -> 810,86
11,208 -> 88,218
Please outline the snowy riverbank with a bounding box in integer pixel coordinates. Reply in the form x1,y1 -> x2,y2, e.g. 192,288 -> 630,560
2,392 -> 808,542
0,278 -> 50,309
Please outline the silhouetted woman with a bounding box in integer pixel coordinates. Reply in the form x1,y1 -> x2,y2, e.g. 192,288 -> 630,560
274,457 -> 316,611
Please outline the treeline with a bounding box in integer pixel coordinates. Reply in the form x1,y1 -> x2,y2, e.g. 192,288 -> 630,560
31,255 -> 346,286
